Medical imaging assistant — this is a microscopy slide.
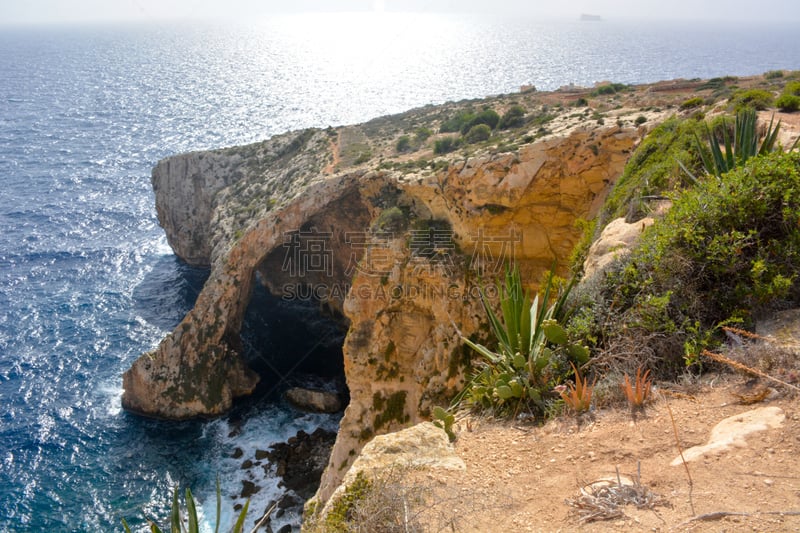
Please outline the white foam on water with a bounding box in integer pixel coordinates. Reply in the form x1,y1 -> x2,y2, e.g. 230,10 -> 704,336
194,405 -> 341,532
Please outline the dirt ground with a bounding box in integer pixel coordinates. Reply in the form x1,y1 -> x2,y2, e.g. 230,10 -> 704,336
410,374 -> 800,532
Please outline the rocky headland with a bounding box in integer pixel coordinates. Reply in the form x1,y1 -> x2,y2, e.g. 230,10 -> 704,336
121,73 -> 800,524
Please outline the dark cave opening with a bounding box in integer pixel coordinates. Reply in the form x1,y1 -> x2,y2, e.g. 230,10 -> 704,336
238,280 -> 348,405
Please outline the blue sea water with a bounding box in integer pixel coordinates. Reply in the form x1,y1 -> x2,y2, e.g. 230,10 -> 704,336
0,12 -> 799,532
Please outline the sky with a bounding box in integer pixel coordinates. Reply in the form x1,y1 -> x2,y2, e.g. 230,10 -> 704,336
1,0 -> 799,26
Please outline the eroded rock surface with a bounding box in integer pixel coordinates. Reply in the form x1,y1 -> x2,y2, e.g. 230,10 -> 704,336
670,406 -> 785,465
285,388 -> 344,414
123,94 -> 646,504
582,216 -> 654,279
314,422 -> 465,524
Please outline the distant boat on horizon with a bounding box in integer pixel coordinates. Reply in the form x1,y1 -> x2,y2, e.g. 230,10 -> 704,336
580,13 -> 603,21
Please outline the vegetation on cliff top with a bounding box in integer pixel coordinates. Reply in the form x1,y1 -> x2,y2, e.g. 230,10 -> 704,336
457,102 -> 800,420
459,267 -> 588,417
578,150 -> 800,374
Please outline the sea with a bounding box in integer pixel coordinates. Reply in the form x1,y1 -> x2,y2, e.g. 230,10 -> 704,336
1,12 -> 798,533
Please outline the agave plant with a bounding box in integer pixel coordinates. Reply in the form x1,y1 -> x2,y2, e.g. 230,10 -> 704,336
122,478 -> 259,533
461,265 -> 588,414
621,367 -> 653,410
559,362 -> 595,413
686,108 -> 798,179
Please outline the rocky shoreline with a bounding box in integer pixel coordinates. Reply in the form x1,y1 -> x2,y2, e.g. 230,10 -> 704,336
232,427 -> 337,532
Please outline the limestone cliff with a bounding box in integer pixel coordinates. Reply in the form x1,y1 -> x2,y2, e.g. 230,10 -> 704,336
123,90 -> 653,502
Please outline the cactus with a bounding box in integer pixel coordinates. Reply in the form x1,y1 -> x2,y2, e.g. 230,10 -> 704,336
432,406 -> 456,442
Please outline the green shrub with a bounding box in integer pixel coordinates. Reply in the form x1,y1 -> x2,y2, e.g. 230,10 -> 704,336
603,116 -> 705,220
395,135 -> 412,153
680,97 -> 704,110
574,97 -> 588,107
731,88 -> 774,111
373,206 -> 409,233
776,94 -> 800,112
433,136 -> 460,154
765,70 -> 784,79
324,472 -> 373,532
578,152 -> 800,374
460,109 -> 500,134
775,82 -> 800,112
783,81 -> 800,96
498,105 -> 526,129
355,153 -> 371,165
635,115 -> 647,125
439,110 -> 475,133
414,127 -> 433,143
591,83 -> 628,96
464,123 -> 491,144
699,76 -> 738,91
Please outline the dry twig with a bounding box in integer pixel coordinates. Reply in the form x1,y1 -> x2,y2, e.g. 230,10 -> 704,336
677,510 -> 800,528
701,349 -> 800,393
565,463 -> 665,523
665,398 -> 695,516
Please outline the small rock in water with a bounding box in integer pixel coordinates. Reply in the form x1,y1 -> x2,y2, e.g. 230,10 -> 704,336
285,387 -> 343,413
231,447 -> 244,459
240,480 -> 260,499
278,494 -> 301,509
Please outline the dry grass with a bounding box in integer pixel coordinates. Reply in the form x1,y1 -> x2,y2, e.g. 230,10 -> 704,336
309,466 -> 488,533
700,350 -> 800,393
565,464 -> 667,524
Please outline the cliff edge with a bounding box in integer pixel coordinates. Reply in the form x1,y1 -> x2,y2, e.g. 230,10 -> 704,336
123,78 -> 742,505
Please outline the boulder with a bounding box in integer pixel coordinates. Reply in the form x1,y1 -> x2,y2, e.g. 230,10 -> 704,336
582,216 -> 654,279
311,422 -> 465,524
285,387 -> 343,413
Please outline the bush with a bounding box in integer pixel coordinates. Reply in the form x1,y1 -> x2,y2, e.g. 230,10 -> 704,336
464,124 -> 491,144
433,136 -> 460,154
775,82 -> 800,112
576,152 -> 800,375
591,83 -> 628,96
414,127 -> 433,143
765,70 -> 784,79
776,94 -> 800,112
460,108 -> 500,134
731,88 -> 774,111
439,110 -> 475,133
602,116 -> 705,220
784,81 -> 800,97
680,97 -> 704,110
634,115 -> 647,125
395,135 -> 412,153
498,105 -> 526,129
648,151 -> 800,316
373,206 -> 409,233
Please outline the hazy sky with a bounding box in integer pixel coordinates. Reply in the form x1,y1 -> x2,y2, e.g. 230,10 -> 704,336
1,0 -> 799,25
